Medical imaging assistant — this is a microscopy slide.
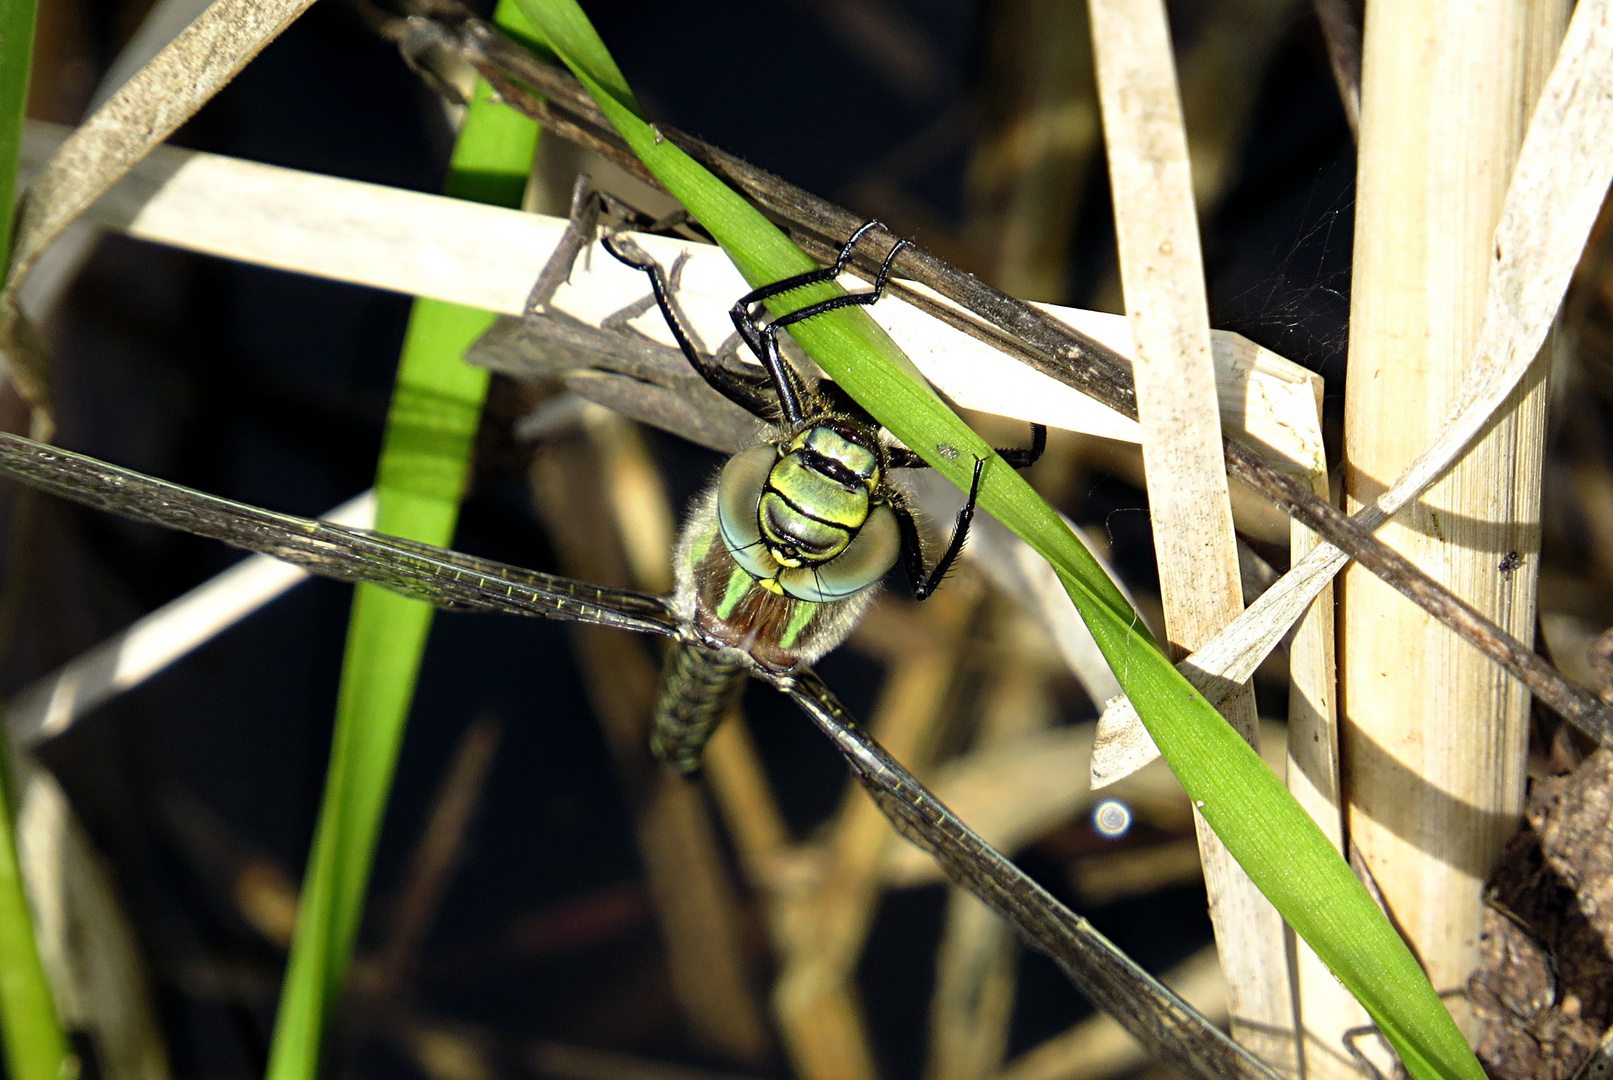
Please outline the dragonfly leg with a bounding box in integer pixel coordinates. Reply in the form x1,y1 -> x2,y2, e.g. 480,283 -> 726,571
729,221 -> 910,428
601,233 -> 779,421
893,454 -> 985,601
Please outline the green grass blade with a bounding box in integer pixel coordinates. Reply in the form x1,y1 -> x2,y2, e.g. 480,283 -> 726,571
509,3 -> 1485,1078
0,0 -> 38,262
263,8 -> 541,1078
0,716 -> 71,1080
0,2 -> 73,1078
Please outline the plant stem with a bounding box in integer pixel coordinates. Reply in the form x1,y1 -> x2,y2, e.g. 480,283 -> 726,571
263,5 -> 540,1077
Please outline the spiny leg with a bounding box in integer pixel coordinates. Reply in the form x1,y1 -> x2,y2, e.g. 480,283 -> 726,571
768,229 -> 910,333
735,219 -> 888,311
728,221 -> 909,426
887,423 -> 1047,470
521,177 -> 605,316
600,232 -> 779,421
894,455 -> 985,601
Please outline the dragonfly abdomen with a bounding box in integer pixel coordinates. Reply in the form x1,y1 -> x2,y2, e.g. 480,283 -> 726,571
652,641 -> 748,775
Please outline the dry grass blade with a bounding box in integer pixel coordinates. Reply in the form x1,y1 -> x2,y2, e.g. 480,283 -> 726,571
6,492 -> 376,748
1,0 -> 316,436
4,0 -> 314,293
14,121 -> 1320,459
1088,0 -> 1296,1068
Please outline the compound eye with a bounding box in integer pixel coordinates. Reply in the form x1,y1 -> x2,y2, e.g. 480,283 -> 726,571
716,443 -> 780,580
780,503 -> 899,601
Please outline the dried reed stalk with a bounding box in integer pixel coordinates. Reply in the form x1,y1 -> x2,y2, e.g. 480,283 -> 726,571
1088,0 -> 1295,1070
1283,487 -> 1369,1078
1341,0 -> 1566,1050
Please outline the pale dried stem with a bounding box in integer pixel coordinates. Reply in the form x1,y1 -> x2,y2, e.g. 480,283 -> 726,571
1,0 -> 317,437
1088,0 -> 1296,1070
1341,0 -> 1566,1047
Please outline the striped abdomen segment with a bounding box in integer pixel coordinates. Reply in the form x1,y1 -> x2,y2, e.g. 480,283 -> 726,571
652,641 -> 747,775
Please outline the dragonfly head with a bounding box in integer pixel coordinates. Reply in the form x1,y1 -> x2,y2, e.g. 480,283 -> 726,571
716,425 -> 899,602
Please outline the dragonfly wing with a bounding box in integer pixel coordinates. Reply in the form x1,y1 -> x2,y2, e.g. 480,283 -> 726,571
779,668 -> 1282,1080
0,433 -> 679,638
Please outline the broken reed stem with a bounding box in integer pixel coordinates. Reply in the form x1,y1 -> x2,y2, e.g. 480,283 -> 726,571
1341,0 -> 1566,1045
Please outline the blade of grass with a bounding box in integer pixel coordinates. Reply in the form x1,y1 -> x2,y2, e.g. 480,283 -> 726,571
0,0 -> 72,1076
509,3 -> 1484,1078
262,7 -> 540,1078
0,726 -> 70,1080
0,0 -> 38,262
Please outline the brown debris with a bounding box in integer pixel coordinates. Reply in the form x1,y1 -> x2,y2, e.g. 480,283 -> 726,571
1472,748 -> 1613,1079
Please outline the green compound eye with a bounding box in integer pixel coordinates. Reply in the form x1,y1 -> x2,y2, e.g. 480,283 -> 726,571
716,443 -> 780,582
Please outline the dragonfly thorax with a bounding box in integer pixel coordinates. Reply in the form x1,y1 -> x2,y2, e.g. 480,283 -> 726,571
715,422 -> 900,603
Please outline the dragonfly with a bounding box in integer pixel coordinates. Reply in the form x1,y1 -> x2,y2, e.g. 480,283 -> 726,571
0,218 -> 1281,1080
597,217 -> 1046,775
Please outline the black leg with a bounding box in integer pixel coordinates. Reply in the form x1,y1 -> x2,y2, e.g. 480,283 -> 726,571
736,220 -> 887,311
728,221 -> 909,428
730,311 -> 811,428
996,423 -> 1047,469
888,423 -> 1047,470
601,233 -> 780,422
768,231 -> 909,334
895,455 -> 985,601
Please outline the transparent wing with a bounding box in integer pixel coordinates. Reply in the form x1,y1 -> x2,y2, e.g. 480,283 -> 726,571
0,430 -> 1274,1080
780,668 -> 1282,1080
0,433 -> 680,638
